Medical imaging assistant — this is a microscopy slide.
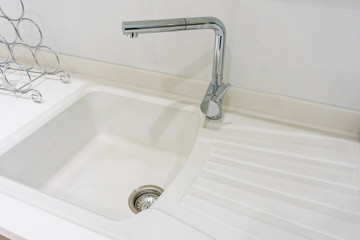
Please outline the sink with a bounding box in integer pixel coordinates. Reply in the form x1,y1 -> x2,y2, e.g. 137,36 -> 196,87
0,87 -> 201,221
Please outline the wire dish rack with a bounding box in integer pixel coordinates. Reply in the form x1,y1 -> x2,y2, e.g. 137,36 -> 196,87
0,0 -> 69,103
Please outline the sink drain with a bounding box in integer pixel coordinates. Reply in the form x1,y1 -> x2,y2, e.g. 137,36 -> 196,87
128,185 -> 164,214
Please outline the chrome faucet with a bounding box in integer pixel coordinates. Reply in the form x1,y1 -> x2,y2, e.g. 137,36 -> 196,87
122,17 -> 231,120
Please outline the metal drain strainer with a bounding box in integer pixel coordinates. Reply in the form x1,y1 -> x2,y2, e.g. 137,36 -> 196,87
128,185 -> 164,214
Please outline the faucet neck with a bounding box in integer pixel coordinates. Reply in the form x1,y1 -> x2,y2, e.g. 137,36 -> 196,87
184,17 -> 226,88
122,17 -> 226,88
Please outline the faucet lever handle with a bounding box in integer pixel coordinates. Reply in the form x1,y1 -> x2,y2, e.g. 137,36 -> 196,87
214,83 -> 231,102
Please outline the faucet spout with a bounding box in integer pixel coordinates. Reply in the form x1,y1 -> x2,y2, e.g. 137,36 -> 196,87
122,17 -> 230,120
126,32 -> 138,38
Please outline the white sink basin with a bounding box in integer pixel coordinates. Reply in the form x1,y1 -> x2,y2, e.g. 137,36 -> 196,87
0,87 -> 201,221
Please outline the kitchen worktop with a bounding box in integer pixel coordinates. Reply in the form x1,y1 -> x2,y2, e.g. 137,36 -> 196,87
0,67 -> 359,240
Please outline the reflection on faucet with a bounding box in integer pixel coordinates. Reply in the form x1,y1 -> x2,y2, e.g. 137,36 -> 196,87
122,17 -> 231,120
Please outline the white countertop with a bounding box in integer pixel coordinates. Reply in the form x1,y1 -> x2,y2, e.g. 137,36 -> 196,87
0,72 -> 359,240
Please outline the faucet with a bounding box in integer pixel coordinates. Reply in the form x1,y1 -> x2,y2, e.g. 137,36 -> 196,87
122,17 -> 231,120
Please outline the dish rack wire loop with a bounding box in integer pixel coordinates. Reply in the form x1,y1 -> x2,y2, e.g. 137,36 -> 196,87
0,0 -> 70,103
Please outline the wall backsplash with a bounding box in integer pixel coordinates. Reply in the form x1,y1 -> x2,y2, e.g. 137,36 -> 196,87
3,0 -> 360,110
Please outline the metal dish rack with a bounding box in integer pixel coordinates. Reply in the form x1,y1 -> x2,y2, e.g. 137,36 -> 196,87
0,0 -> 69,103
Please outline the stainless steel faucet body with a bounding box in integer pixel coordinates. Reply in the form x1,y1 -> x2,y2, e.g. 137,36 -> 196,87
122,17 -> 231,120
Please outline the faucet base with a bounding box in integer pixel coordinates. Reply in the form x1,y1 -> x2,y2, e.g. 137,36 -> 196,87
206,113 -> 222,120
200,82 -> 230,119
